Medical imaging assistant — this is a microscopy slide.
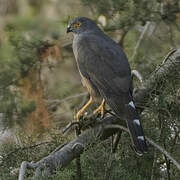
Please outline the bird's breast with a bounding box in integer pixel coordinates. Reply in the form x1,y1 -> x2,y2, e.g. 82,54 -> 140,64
73,42 -> 78,61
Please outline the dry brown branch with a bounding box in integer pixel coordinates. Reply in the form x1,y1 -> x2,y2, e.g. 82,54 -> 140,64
18,49 -> 180,179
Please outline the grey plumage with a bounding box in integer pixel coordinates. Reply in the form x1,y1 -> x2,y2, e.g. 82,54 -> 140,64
68,17 -> 147,155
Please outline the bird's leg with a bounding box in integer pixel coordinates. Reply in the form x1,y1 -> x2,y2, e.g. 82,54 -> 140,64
93,99 -> 105,117
76,96 -> 93,120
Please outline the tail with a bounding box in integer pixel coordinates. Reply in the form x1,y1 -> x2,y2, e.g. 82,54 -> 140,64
106,96 -> 148,155
125,101 -> 148,155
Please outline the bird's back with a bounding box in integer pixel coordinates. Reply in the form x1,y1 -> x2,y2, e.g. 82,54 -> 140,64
73,27 -> 147,155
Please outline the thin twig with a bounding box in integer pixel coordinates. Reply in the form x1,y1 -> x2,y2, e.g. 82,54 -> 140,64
162,49 -> 177,65
0,141 -> 52,166
47,92 -> 88,110
151,150 -> 157,180
47,92 -> 88,104
105,124 -> 180,171
62,121 -> 79,134
131,70 -> 143,83
112,130 -> 122,153
131,21 -> 151,61
164,155 -> 171,180
146,137 -> 180,171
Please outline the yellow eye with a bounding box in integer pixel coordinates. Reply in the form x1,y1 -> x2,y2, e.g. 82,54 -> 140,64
74,21 -> 82,27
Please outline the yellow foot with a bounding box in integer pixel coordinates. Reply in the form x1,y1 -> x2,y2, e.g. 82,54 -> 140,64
93,99 -> 105,117
75,96 -> 93,120
75,110 -> 84,121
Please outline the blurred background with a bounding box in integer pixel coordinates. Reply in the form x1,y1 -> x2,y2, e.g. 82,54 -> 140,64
0,0 -> 180,179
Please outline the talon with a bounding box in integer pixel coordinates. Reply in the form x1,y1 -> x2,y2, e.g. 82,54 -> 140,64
93,105 -> 104,115
75,96 -> 93,120
75,110 -> 84,120
93,99 -> 105,117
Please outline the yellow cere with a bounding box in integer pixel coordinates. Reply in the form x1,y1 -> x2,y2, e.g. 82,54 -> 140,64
74,21 -> 82,27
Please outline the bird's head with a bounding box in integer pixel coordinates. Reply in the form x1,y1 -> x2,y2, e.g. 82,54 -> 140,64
66,17 -> 100,34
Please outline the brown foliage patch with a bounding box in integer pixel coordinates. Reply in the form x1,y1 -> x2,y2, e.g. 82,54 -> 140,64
19,42 -> 61,135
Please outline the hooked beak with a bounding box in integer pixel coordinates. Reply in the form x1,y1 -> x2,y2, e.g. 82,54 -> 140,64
66,25 -> 72,33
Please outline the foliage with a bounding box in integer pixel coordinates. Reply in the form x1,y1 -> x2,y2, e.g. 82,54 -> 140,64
0,0 -> 179,179
0,30 -> 48,130
0,129 -> 67,180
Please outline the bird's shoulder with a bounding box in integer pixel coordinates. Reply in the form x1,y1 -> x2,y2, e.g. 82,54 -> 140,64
74,32 -> 115,49
74,32 -> 128,62
74,32 -> 130,74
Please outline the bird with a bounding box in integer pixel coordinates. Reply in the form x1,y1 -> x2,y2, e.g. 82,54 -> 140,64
67,16 -> 148,155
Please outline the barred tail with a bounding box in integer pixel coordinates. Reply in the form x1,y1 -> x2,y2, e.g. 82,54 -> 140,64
106,95 -> 148,155
125,101 -> 148,155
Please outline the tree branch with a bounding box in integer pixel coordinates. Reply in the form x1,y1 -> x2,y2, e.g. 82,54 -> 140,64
147,138 -> 180,171
105,124 -> 180,171
133,49 -> 180,110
